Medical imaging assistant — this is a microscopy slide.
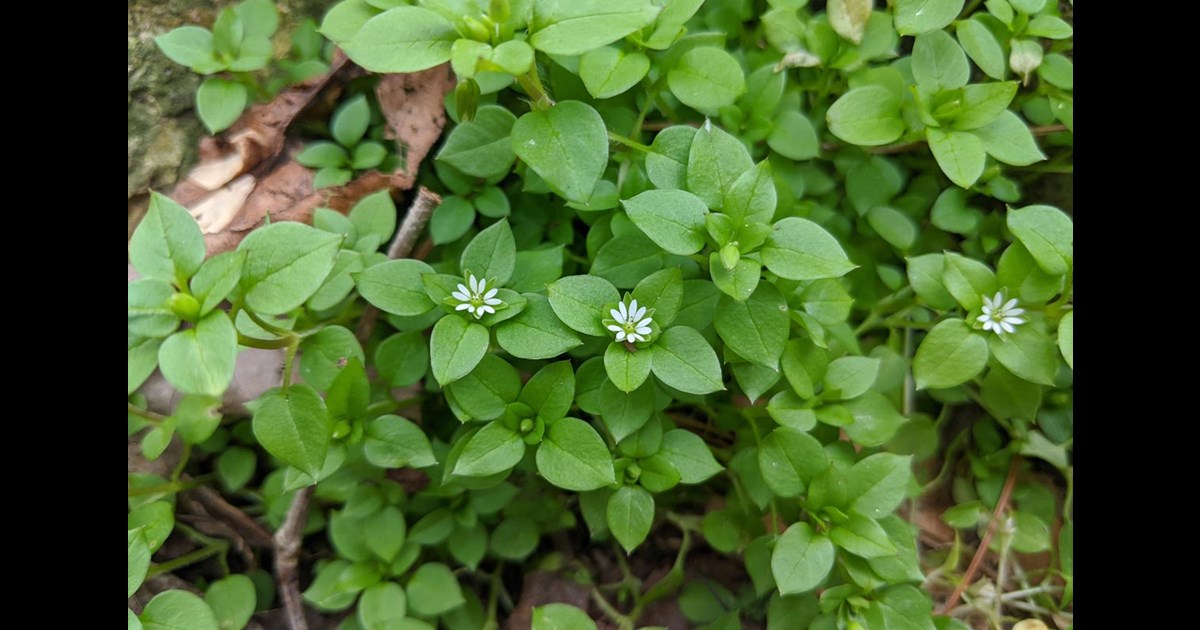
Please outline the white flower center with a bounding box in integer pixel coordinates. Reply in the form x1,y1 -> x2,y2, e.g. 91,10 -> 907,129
607,298 -> 653,344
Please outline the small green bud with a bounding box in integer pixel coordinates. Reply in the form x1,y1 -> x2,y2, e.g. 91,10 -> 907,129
719,243 -> 740,270
168,292 -> 201,321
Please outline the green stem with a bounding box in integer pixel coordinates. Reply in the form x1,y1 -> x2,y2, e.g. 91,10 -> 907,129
171,444 -> 192,482
244,308 -> 293,336
516,69 -> 554,110
281,336 -> 300,390
607,131 -> 652,153
128,404 -> 164,426
237,333 -> 293,349
147,540 -> 229,578
591,588 -> 634,630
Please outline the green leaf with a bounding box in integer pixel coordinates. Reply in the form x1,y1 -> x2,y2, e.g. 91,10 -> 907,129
365,415 -> 437,468
375,331 -> 429,387
129,337 -> 163,395
446,354 -> 520,421
660,429 -> 722,484
320,0 -> 379,43
823,356 -> 881,400
512,101 -> 609,203
332,94 -> 370,147
343,7 -> 457,72
599,380 -> 655,442
297,141 -> 349,168
238,222 -> 341,315
158,311 -> 236,397
228,35 -> 272,71
426,315 -> 490,389
437,105 -> 518,178
537,417 -> 617,491
430,196 -> 475,245
952,82 -> 1018,130
606,343 -> 653,392
206,574 -> 256,630
363,506 -> 406,562
710,255 -> 761,302
532,603 -> 598,630
646,125 -> 696,190
768,110 -> 819,161
867,206 -> 917,251
235,0 -> 278,38
216,446 -> 256,491
348,191 -> 396,247
580,46 -> 651,99
130,608 -> 144,629
621,189 -> 707,255
1007,205 -> 1073,276
358,582 -> 407,628
988,326 -> 1058,386
864,585 -> 936,630
128,501 -> 174,552
650,326 -> 725,394
632,268 -> 684,328
461,219 -> 517,286
758,427 -> 827,497
454,421 -> 525,476
252,385 -> 331,479
299,325 -> 365,390
927,127 -> 985,189
830,511 -> 897,558
491,515 -> 540,560
956,19 -> 1006,80
893,0 -> 965,36
128,529 -> 151,598
607,485 -> 655,552
130,192 -> 206,284
972,110 -> 1046,166
906,254 -> 957,310
762,217 -> 856,281
844,453 -> 913,518
1058,311 -> 1073,369
190,251 -> 245,315
668,47 -> 746,112
509,246 -> 563,293
843,391 -> 907,447
942,252 -> 997,310
913,319 -> 989,389
687,122 -> 753,210
406,563 -> 465,617
591,233 -> 666,288
548,275 -> 621,336
155,26 -> 224,74
355,259 -> 436,316
513,357 -> 573,422
767,390 -> 816,431
529,0 -> 660,56
128,279 -> 179,339
1026,15 -> 1072,39
196,77 -> 247,134
771,522 -> 835,595
140,591 -> 219,630
496,293 -> 583,359
714,283 -> 790,370
826,86 -> 904,146
981,365 -> 1042,421
725,160 -> 778,225
912,30 -> 969,94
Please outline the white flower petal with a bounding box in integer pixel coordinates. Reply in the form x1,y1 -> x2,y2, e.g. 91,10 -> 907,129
485,298 -> 503,306
607,325 -> 625,333
455,284 -> 470,295
633,306 -> 646,321
976,314 -> 991,323
455,303 -> 472,311
992,291 -> 1004,305
627,333 -> 644,343
1006,307 -> 1025,317
629,299 -> 639,315
635,326 -> 651,335
480,305 -> 496,315
982,320 -> 995,332
1003,298 -> 1019,311
636,317 -> 652,328
469,275 -> 480,293
484,288 -> 498,299
999,321 -> 1015,334
1003,316 -> 1026,326
615,330 -> 627,342
610,308 -> 624,322
618,301 -> 628,320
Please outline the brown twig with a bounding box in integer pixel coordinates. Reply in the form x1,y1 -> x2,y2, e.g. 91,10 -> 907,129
821,124 -> 1070,155
355,187 -> 442,344
939,457 -> 1021,614
186,484 -> 275,548
274,486 -> 314,630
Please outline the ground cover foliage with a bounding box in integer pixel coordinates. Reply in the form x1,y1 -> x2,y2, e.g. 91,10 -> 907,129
128,1 -> 1073,628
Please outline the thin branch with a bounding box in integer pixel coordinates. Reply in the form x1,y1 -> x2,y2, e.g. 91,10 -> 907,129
822,124 -> 1070,155
940,457 -> 1022,614
274,486 -> 314,630
355,187 -> 442,344
186,483 -> 275,548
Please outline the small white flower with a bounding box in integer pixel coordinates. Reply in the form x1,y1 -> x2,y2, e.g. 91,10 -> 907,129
607,298 -> 653,343
977,291 -> 1026,336
450,274 -> 503,319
